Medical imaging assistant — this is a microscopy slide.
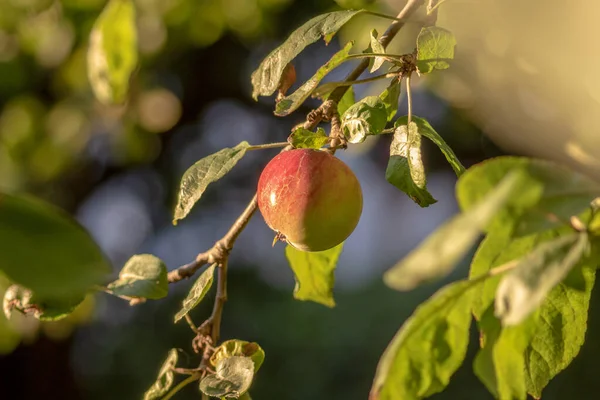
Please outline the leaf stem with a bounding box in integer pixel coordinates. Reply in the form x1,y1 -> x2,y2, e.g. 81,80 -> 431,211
427,0 -> 449,15
161,375 -> 199,400
326,0 -> 425,105
313,72 -> 399,98
246,142 -> 289,151
406,73 -> 413,125
185,314 -> 198,332
478,259 -> 519,281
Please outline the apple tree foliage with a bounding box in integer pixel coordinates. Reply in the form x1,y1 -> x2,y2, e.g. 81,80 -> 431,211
2,0 -> 600,399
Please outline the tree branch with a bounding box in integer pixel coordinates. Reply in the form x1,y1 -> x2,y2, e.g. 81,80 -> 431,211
162,0 -> 425,362
327,0 -> 425,104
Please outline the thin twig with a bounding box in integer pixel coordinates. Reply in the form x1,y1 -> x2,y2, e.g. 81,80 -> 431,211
161,375 -> 199,400
312,72 -> 400,98
185,314 -> 198,332
406,73 -> 413,125
328,0 -> 425,104
209,259 -> 228,344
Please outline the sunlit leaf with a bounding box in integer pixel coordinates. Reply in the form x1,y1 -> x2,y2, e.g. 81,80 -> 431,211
319,86 -> 356,116
174,264 -> 215,323
3,284 -> 84,321
379,78 -> 401,122
275,42 -> 354,116
288,127 -> 329,149
285,243 -> 343,308
524,265 -> 596,398
200,356 -> 254,398
395,115 -> 464,176
87,0 -> 138,104
384,171 -> 525,291
469,224 -> 596,398
369,29 -> 386,73
456,156 -> 600,236
251,10 -> 365,99
143,349 -> 178,400
336,86 -> 355,116
107,254 -> 168,300
495,233 -> 588,326
370,279 -> 480,400
385,122 -> 436,206
341,95 -> 387,144
173,142 -> 250,224
0,193 -> 110,301
415,26 -> 456,74
210,339 -> 265,373
473,306 -> 537,400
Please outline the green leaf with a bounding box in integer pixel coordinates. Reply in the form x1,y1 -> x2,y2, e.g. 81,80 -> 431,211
143,349 -> 178,400
173,142 -> 251,224
200,356 -> 254,398
0,193 -> 110,301
370,278 -> 480,400
288,127 -> 329,149
336,86 -> 355,116
469,223 -> 565,319
457,156 -> 600,236
275,41 -> 354,116
210,339 -> 265,373
314,85 -> 356,115
524,266 -> 596,398
369,29 -> 386,73
385,122 -> 436,206
87,0 -> 138,104
173,264 -> 215,323
0,274 -> 20,354
285,243 -> 343,308
379,78 -> 401,122
341,95 -> 387,144
473,306 -> 537,400
384,171 -> 525,291
395,115 -> 465,176
251,10 -> 365,99
495,233 -> 588,326
3,285 -> 85,321
468,225 -> 596,398
107,254 -> 168,300
415,26 -> 456,74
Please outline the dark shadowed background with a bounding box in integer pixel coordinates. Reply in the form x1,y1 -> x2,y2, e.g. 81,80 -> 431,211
1,0 -> 599,399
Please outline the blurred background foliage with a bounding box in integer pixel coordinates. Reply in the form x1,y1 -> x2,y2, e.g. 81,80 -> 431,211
0,0 -> 599,399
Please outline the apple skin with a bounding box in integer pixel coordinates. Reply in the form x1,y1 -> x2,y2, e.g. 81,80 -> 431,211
257,148 -> 363,252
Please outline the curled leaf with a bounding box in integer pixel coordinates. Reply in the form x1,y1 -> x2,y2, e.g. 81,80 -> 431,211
200,356 -> 254,398
173,142 -> 250,224
107,254 -> 168,300
251,10 -> 365,99
341,96 -> 387,144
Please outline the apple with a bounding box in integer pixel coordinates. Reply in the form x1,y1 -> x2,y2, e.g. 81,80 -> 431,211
257,149 -> 363,252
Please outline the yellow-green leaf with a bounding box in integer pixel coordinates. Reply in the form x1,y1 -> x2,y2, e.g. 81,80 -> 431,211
173,142 -> 250,224
87,0 -> 138,104
107,254 -> 168,300
285,243 -> 343,308
174,264 -> 215,323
